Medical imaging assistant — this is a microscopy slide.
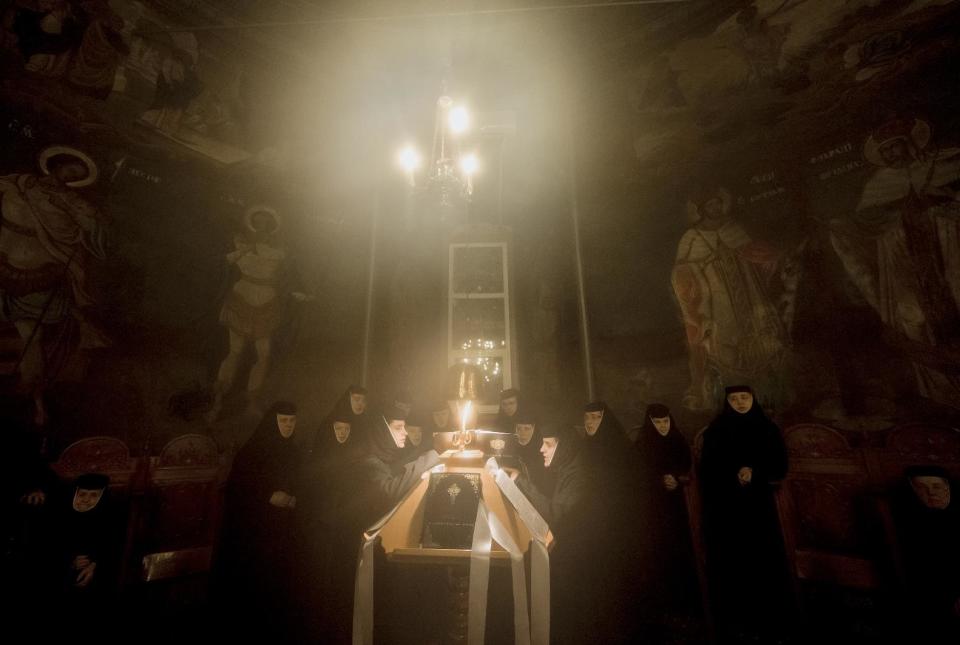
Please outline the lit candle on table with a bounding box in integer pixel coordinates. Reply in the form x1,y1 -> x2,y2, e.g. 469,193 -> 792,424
458,400 -> 472,450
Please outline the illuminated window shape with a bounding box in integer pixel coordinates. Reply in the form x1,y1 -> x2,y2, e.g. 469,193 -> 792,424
448,243 -> 513,411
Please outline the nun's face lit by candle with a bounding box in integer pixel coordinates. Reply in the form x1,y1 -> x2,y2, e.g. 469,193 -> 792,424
727,392 -> 754,414
433,408 -> 450,429
350,393 -> 367,415
515,423 -> 535,446
651,416 -> 671,436
584,410 -> 603,436
407,425 -> 423,447
911,476 -> 951,510
500,396 -> 518,417
333,421 -> 351,444
387,419 -> 407,448
541,438 -> 558,467
276,414 -> 297,438
73,488 -> 104,513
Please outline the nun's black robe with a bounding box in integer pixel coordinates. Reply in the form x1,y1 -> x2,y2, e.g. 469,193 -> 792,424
357,417 -> 441,644
52,488 -> 116,596
515,425 -> 547,492
699,398 -> 789,639
214,404 -> 301,639
297,410 -> 367,643
894,483 -> 960,642
634,409 -> 697,612
516,431 -> 593,642
580,403 -> 650,643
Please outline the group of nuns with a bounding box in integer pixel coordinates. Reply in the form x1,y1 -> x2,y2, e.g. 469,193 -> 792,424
214,383 -> 791,644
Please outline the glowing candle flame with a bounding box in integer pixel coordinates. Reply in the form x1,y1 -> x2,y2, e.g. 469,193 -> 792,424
460,400 -> 472,434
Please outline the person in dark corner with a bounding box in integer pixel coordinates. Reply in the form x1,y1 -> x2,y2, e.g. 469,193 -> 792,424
699,385 -> 790,644
43,472 -> 121,640
894,464 -> 960,643
213,400 -> 301,641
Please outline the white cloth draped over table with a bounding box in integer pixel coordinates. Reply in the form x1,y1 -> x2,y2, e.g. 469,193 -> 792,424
352,459 -> 550,645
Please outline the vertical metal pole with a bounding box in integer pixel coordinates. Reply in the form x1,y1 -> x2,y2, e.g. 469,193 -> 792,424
361,189 -> 379,385
497,135 -> 505,225
568,123 -> 596,401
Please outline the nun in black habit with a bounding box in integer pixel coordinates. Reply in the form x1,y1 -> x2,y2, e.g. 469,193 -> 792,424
515,425 -> 587,549
580,401 -> 649,643
297,406 -> 366,643
51,474 -> 116,599
494,388 -> 523,433
634,404 -> 697,618
358,405 -> 440,525
430,400 -> 455,433
330,384 -> 372,445
214,401 -> 302,640
699,385 -> 790,642
399,409 -> 434,460
894,465 -> 960,643
511,408 -> 546,490
514,425 -> 591,644
358,406 -> 441,644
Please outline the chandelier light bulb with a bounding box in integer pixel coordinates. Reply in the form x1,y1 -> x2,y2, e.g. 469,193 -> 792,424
459,153 -> 479,176
448,106 -> 470,135
398,145 -> 421,172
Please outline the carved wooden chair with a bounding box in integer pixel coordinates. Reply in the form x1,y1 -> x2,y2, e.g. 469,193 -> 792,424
139,434 -> 223,585
775,424 -> 890,621
874,422 -> 960,484
52,436 -> 143,588
52,436 -> 140,488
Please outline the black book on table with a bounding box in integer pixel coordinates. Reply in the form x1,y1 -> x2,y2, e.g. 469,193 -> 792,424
421,472 -> 482,549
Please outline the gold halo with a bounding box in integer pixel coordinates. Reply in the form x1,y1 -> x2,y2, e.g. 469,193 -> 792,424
863,118 -> 931,167
39,145 -> 99,188
244,204 -> 280,234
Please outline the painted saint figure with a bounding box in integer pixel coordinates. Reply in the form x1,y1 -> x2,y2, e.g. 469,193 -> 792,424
207,205 -> 308,422
671,186 -> 790,410
830,117 -> 960,407
0,145 -> 107,425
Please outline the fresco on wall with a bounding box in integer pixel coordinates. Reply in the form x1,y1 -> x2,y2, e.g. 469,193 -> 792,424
1,0 -> 958,447
207,205 -> 312,423
0,144 -> 108,425
626,0 -> 960,420
831,118 -> 960,409
671,185 -> 800,412
0,1 -> 260,164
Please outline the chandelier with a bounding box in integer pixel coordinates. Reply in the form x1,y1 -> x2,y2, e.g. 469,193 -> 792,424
398,91 -> 479,215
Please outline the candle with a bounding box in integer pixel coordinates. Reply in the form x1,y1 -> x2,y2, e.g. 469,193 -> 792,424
457,400 -> 472,450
